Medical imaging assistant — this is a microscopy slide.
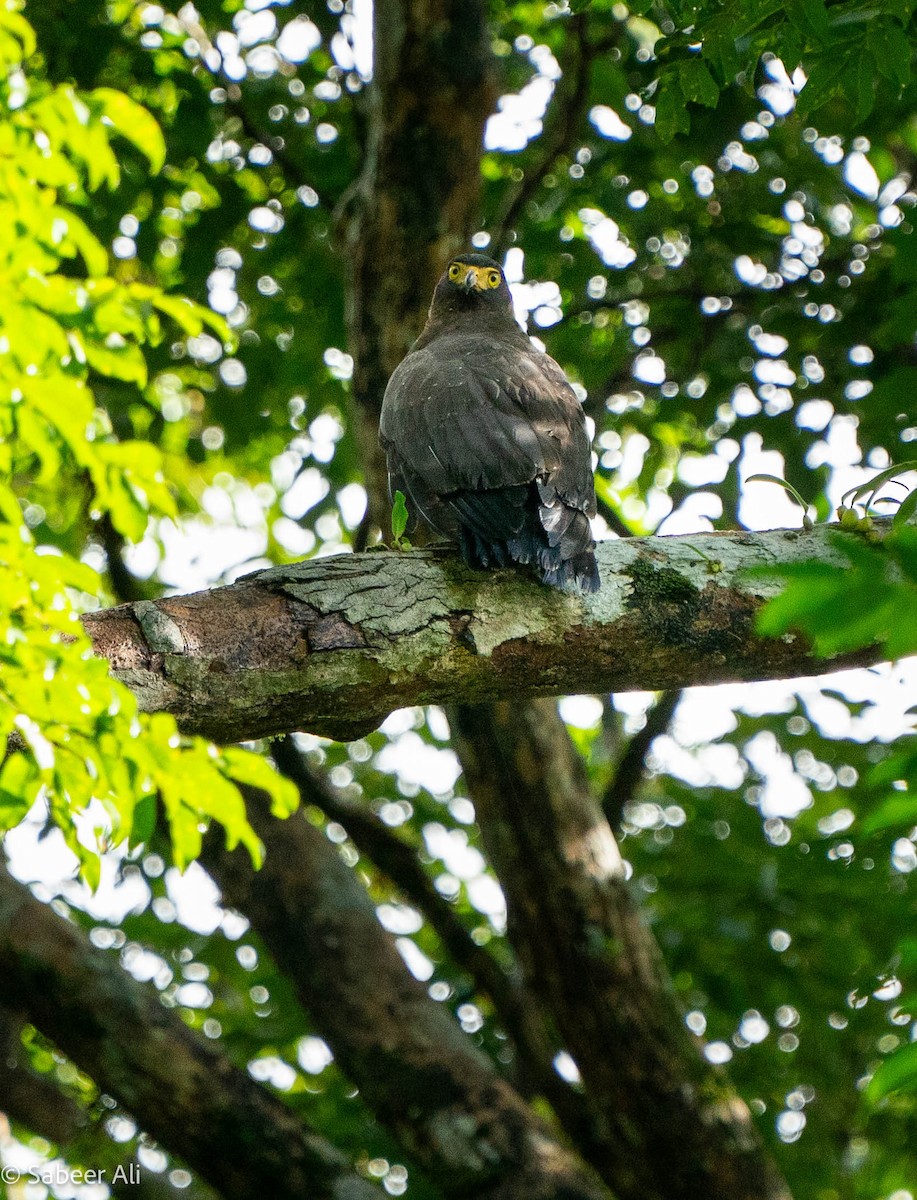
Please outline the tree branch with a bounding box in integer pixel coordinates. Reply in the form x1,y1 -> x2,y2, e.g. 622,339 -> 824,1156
450,699 -> 792,1200
0,1006 -> 87,1146
594,492 -> 639,538
602,689 -> 681,828
269,736 -> 605,1156
202,791 -> 611,1200
0,862 -> 378,1200
82,525 -> 885,743
491,17 -> 621,250
0,1012 -> 220,1200
0,1005 -> 221,1200
97,513 -> 150,606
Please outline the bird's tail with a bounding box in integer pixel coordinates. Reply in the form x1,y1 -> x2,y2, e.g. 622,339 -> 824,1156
541,548 -> 600,593
455,486 -> 600,593
535,505 -> 600,593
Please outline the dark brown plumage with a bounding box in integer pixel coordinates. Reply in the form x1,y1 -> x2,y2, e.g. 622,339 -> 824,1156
379,252 -> 600,592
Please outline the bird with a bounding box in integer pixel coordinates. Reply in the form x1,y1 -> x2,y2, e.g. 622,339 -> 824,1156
379,252 -> 600,593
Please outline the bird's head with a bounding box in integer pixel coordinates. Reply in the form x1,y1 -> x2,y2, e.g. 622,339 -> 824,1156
429,252 -> 513,319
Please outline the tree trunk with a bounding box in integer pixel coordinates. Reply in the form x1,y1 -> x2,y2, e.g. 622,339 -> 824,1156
452,700 -> 792,1200
341,0 -> 497,531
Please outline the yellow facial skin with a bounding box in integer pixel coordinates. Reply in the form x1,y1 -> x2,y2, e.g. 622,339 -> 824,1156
447,262 -> 502,291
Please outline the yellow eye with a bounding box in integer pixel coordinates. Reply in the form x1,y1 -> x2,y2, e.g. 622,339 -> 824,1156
448,263 -> 462,280
487,270 -> 500,288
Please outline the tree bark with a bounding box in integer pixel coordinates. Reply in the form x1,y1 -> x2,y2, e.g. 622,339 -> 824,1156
0,863 -> 378,1200
83,525 -> 881,743
203,791 -> 611,1200
341,0 -> 497,531
451,699 -> 793,1200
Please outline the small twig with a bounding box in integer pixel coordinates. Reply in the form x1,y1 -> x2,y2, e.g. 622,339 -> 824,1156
98,513 -> 149,606
491,17 -> 621,250
602,690 -> 681,829
595,493 -> 636,539
179,11 -> 328,207
351,509 -> 376,552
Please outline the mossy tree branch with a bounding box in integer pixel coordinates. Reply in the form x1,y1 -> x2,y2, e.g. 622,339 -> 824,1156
82,525 -> 884,744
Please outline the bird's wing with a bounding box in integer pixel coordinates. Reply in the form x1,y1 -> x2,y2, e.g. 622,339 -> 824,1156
380,333 -> 595,529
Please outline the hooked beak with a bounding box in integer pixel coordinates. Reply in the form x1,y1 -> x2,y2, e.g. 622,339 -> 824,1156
460,268 -> 478,291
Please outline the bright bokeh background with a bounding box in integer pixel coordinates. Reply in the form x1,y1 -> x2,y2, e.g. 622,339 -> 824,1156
3,0 -> 917,1195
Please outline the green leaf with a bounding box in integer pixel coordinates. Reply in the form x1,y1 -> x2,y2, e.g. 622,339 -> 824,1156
855,50 -> 876,122
90,88 -> 167,174
751,529 -> 917,659
0,754 -> 38,830
104,470 -> 151,542
862,791 -> 917,835
222,746 -> 299,818
889,525 -> 917,581
391,490 -> 409,542
755,573 -> 847,642
864,1039 -> 917,1104
129,793 -> 158,848
786,0 -> 830,43
24,377 -> 95,462
868,18 -> 912,86
898,938 -> 917,977
745,474 -> 813,518
82,337 -> 149,385
795,54 -> 851,117
152,293 -> 231,344
52,209 -> 109,277
703,23 -> 742,82
0,10 -> 36,65
678,59 -> 720,108
655,73 -> 691,143
893,486 -> 917,528
841,461 -> 917,510
885,0 -> 917,23
0,482 -> 23,527
778,20 -> 804,72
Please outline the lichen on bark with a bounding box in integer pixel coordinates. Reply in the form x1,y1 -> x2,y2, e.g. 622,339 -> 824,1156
81,524 -> 885,744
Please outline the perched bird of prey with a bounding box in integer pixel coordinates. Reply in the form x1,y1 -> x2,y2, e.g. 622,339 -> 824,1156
379,253 -> 600,592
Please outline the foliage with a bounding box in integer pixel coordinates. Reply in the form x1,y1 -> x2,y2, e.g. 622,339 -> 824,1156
755,525 -> 917,660
640,0 -> 917,142
2,0 -> 917,1196
751,511 -> 917,1113
0,0 -> 295,876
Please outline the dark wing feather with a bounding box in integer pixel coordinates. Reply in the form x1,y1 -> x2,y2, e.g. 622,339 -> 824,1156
380,329 -> 599,591
449,485 -> 530,540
